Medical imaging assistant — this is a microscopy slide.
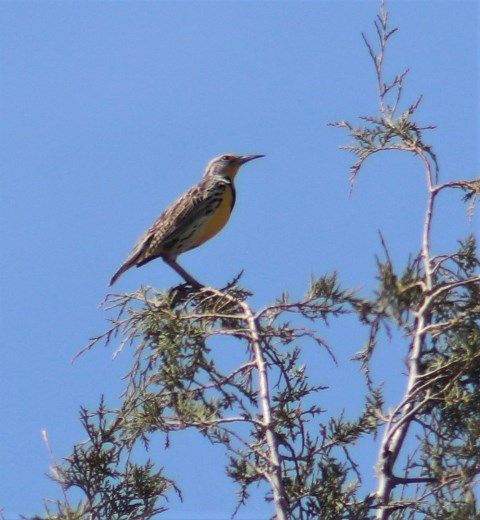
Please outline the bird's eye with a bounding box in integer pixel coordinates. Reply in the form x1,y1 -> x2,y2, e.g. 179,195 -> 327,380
222,155 -> 230,161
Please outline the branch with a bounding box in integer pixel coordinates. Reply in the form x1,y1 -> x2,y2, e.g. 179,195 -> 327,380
202,286 -> 289,520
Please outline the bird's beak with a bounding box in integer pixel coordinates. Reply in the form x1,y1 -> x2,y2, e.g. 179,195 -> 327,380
238,154 -> 265,165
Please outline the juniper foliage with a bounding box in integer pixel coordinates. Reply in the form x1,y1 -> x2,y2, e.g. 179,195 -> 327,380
33,271 -> 384,519
31,399 -> 175,519
331,2 -> 480,518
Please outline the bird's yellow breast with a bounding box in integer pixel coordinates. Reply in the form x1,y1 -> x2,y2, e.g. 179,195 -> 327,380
195,187 -> 234,246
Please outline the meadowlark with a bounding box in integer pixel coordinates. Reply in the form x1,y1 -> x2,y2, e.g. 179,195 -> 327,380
109,153 -> 264,288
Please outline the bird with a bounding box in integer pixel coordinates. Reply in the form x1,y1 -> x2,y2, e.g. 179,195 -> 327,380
109,153 -> 264,288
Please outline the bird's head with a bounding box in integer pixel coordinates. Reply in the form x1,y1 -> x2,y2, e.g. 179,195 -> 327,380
204,154 -> 265,180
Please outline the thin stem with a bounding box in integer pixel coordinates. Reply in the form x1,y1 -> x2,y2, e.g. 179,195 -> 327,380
243,305 -> 289,520
375,148 -> 436,519
205,286 -> 289,520
418,148 -> 435,290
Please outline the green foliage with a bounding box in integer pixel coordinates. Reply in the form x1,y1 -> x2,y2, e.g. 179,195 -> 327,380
31,270 -> 381,519
86,274 -> 375,519
331,2 -> 480,517
34,399 -> 174,520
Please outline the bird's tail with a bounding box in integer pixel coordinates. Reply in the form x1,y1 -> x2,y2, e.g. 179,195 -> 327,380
109,230 -> 154,286
109,261 -> 133,286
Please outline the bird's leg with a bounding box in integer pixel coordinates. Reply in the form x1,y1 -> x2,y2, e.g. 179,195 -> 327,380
163,257 -> 204,289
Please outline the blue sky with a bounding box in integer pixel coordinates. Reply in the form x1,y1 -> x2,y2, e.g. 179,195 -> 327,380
1,1 -> 478,518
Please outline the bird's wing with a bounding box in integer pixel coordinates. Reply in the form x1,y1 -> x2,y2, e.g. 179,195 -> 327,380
109,179 -> 224,285
142,179 -> 225,255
